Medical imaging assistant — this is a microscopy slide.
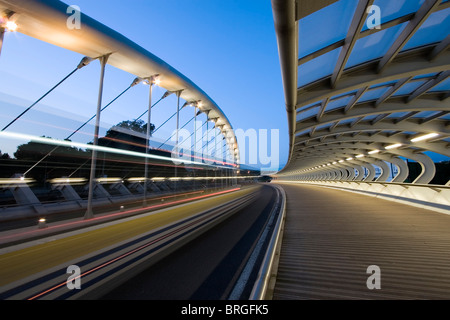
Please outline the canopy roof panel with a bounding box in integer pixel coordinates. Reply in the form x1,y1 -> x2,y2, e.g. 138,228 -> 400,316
272,0 -> 450,183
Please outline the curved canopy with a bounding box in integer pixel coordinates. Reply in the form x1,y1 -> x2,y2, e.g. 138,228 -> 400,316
272,0 -> 450,183
0,0 -> 240,165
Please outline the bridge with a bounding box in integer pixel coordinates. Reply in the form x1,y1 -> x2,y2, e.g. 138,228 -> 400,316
0,0 -> 449,304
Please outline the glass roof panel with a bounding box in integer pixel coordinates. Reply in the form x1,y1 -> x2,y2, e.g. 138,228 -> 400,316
331,90 -> 357,100
412,111 -> 441,118
298,47 -> 341,88
298,0 -> 358,58
402,8 -> 450,51
359,86 -> 390,102
325,95 -> 353,112
387,112 -> 411,119
361,114 -> 378,121
316,123 -> 332,131
339,118 -> 356,125
413,72 -> 439,80
346,23 -> 407,68
370,80 -> 396,89
297,102 -> 320,113
297,106 -> 320,122
295,129 -> 311,137
392,80 -> 428,96
361,0 -> 425,32
429,77 -> 450,91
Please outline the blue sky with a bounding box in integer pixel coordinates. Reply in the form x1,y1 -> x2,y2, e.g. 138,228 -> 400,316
0,0 -> 288,171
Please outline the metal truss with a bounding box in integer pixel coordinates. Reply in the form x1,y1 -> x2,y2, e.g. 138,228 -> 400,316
272,0 -> 450,184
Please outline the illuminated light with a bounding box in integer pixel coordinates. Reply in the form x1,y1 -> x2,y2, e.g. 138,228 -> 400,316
5,21 -> 17,32
153,77 -> 161,86
127,177 -> 147,182
96,177 -> 122,184
368,150 -> 380,155
24,187 -> 241,301
411,132 -> 439,143
385,143 -> 402,150
48,178 -> 86,185
332,162 -> 337,164
0,177 -> 35,185
151,177 -> 166,181
356,154 -> 364,158
346,157 -> 353,161
338,160 -> 344,163
38,218 -> 47,229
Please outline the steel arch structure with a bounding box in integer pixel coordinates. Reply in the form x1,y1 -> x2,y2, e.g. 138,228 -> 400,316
0,0 -> 240,165
272,0 -> 450,185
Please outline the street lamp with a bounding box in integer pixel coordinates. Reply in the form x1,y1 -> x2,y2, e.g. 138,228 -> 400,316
0,11 -> 17,57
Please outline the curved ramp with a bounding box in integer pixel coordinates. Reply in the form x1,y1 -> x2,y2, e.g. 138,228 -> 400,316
273,182 -> 450,300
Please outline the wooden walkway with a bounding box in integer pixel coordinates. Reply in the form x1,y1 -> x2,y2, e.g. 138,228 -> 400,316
272,182 -> 450,300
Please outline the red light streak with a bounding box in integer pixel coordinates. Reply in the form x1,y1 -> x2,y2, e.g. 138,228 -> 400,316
25,187 -> 241,300
0,188 -> 241,243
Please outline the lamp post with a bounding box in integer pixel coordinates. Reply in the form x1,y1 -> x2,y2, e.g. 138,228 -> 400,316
0,11 -> 17,57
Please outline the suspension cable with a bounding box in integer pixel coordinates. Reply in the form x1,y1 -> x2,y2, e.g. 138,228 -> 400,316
24,79 -> 139,176
156,115 -> 196,150
1,56 -> 94,132
66,90 -> 168,178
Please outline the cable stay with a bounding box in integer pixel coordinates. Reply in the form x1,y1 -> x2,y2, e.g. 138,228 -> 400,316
66,90 -> 169,178
1,56 -> 94,132
23,77 -> 148,176
156,115 -> 196,150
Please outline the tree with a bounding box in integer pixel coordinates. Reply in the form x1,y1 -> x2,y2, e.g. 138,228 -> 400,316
105,119 -> 155,137
0,153 -> 11,160
13,137 -> 88,161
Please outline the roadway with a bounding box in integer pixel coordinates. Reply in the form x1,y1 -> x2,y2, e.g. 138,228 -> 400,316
0,184 -> 281,300
101,184 -> 279,300
272,182 -> 450,300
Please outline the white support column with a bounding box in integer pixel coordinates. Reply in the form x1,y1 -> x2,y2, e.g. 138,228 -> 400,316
174,91 -> 181,192
388,157 -> 409,183
85,55 -> 109,220
363,162 -> 377,182
412,153 -> 436,184
374,160 -> 390,182
143,77 -> 154,206
346,165 -> 355,181
353,164 -> 365,181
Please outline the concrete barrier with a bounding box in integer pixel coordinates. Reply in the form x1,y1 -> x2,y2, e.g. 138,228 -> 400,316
278,180 -> 450,215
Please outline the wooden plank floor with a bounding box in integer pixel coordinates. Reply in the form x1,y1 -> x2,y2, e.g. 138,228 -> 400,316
272,182 -> 450,300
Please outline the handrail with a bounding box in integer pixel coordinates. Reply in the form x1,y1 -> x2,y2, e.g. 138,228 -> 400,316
249,184 -> 287,300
